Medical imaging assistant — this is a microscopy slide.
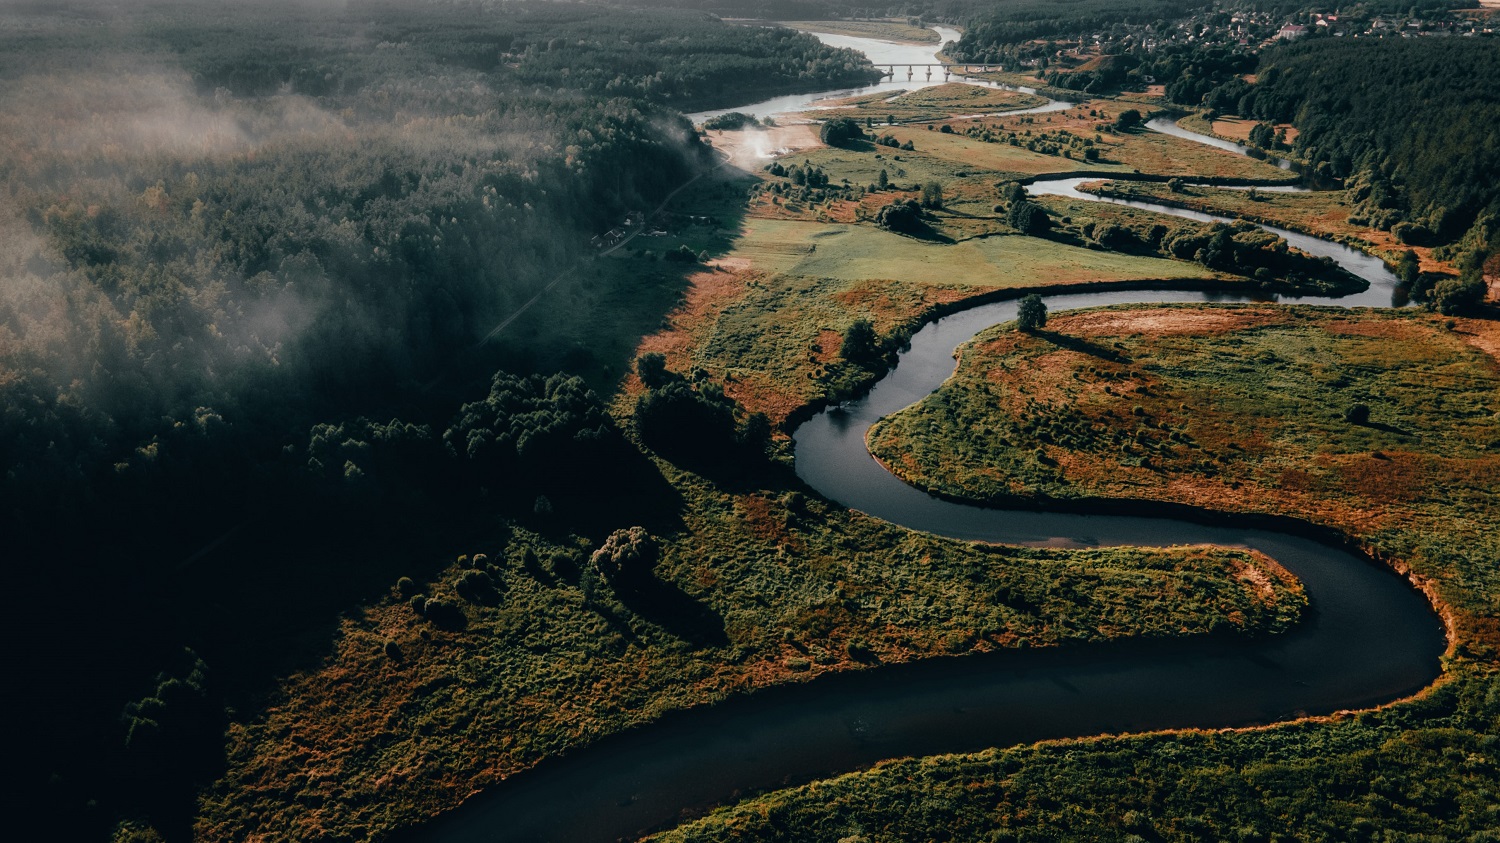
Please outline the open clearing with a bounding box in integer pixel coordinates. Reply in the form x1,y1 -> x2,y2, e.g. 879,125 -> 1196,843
732,218 -> 1219,288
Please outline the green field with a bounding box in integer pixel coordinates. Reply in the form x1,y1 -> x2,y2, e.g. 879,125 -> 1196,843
873,114 -> 1297,182
737,218 -> 1221,287
651,217 -> 1223,424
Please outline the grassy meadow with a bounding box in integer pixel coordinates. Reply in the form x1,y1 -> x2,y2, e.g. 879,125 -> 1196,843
873,101 -> 1297,181
170,34 -> 1495,842
632,215 -> 1220,423
192,99 -> 1338,842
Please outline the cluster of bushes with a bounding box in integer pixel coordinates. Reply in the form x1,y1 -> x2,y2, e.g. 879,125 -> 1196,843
701,112 -> 768,131
765,161 -> 832,187
997,182 -> 1052,235
633,353 -> 771,463
818,117 -> 865,146
1066,210 -> 1357,294
874,198 -> 928,234
873,133 -> 916,151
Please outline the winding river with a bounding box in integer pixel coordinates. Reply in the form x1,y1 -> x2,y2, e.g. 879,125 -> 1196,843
419,28 -> 1446,843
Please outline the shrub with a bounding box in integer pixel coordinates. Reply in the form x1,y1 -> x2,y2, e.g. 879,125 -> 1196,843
548,549 -> 581,582
1007,200 -> 1050,234
920,181 -> 944,209
819,117 -> 864,146
841,318 -> 880,364
702,112 -> 756,131
1114,109 -> 1143,131
1431,275 -> 1485,315
635,352 -> 672,389
634,379 -> 737,453
588,526 -> 660,585
875,198 -> 923,234
422,598 -> 465,629
455,569 -> 497,604
1017,294 -> 1048,332
664,244 -> 699,263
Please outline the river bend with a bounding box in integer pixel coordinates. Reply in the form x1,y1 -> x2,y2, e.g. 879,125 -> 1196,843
417,28 -> 1447,843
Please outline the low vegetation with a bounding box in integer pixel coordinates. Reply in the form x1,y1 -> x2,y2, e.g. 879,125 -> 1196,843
18,0 -> 1499,839
1032,191 -> 1367,297
1081,179 -> 1454,275
817,83 -> 1048,124
653,679 -> 1500,842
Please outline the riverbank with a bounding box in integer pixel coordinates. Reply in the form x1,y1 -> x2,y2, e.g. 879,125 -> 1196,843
1082,179 -> 1454,275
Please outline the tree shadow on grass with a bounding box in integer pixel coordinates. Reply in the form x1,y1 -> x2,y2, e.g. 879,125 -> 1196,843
1036,329 -> 1133,364
606,571 -> 728,649
1359,419 -> 1416,438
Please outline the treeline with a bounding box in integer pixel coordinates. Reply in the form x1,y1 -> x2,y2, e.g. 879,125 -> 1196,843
952,0 -> 1206,53
1065,45 -> 1255,102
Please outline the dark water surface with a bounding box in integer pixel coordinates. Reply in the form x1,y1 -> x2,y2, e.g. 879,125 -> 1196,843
417,31 -> 1445,843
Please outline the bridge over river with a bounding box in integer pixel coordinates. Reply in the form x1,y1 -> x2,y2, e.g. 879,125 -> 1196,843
881,62 -> 1001,80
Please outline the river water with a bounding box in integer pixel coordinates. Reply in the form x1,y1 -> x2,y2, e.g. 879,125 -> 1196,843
417,27 -> 1445,843
688,26 -> 1071,123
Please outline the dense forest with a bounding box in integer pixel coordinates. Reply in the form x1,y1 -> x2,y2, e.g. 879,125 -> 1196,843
952,0 -> 1205,50
0,1 -> 875,838
1198,38 -> 1500,306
